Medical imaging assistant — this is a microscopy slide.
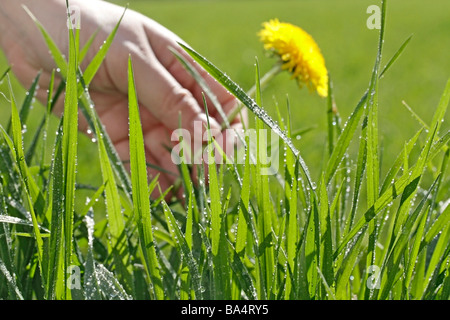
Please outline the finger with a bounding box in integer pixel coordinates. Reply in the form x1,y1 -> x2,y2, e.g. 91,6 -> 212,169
146,154 -> 175,201
85,95 -> 158,144
142,22 -> 239,123
144,131 -> 183,202
120,45 -> 221,137
143,124 -> 180,185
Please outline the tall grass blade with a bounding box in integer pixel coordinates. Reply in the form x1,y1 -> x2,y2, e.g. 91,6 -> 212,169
325,91 -> 367,185
326,77 -> 338,156
228,241 -> 257,300
23,6 -> 68,77
305,196 -> 320,299
79,29 -> 99,65
379,34 -> 413,78
80,59 -> 135,293
97,131 -> 134,293
235,137 -> 251,255
404,204 -> 428,298
128,57 -> 164,300
319,175 -> 334,296
253,60 -> 276,299
83,7 -> 127,85
61,24 -> 79,299
6,71 -> 41,135
345,118 -> 367,234
362,1 -> 386,299
335,229 -> 365,299
46,121 -> 65,299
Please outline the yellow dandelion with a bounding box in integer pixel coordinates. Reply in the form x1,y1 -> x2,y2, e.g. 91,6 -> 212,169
258,19 -> 328,98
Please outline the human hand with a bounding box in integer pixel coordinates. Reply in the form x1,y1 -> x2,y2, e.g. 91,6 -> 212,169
0,0 -> 244,198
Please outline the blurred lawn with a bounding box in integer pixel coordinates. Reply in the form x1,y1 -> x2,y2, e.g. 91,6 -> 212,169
1,0 -> 449,185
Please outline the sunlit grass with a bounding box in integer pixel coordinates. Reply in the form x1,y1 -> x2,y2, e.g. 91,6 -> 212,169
0,0 -> 449,300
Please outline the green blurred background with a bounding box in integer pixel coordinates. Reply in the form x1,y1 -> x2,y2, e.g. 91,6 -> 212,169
1,0 -> 449,187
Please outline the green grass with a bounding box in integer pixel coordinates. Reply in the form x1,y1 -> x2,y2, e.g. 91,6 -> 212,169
0,0 -> 449,300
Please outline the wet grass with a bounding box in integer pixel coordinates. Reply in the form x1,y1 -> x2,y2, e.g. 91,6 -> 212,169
0,0 -> 449,300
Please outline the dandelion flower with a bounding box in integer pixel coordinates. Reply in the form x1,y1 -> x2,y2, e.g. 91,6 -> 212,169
258,19 -> 328,98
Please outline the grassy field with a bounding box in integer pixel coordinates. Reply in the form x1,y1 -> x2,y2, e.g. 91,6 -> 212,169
0,0 -> 449,301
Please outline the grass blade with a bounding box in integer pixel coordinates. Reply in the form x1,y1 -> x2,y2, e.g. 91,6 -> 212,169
79,29 -> 99,65
380,129 -> 423,194
325,91 -> 367,184
6,71 -> 41,135
61,24 -> 79,299
46,121 -> 65,299
83,7 -> 127,85
379,34 -> 413,78
235,137 -> 251,255
128,57 -> 164,300
319,175 -> 334,296
305,195 -> 321,299
335,225 -> 365,299
23,6 -> 68,77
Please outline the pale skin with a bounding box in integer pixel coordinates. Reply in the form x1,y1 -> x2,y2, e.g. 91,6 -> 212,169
0,0 -> 244,198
